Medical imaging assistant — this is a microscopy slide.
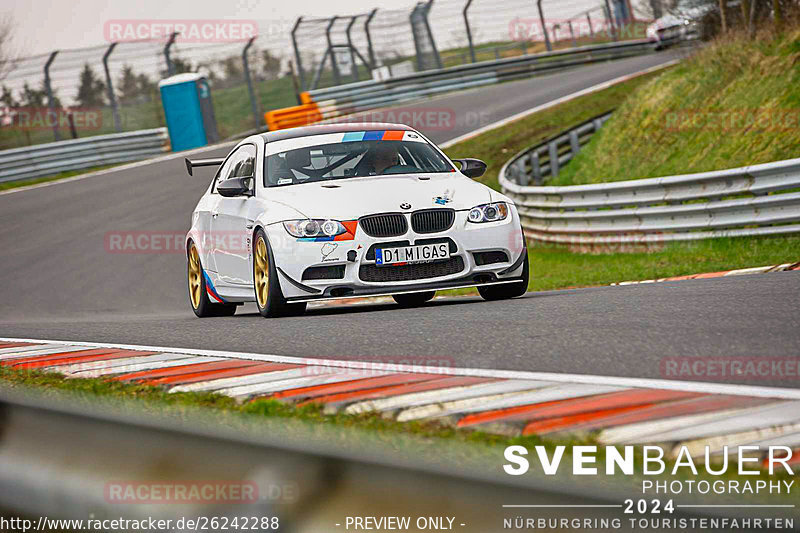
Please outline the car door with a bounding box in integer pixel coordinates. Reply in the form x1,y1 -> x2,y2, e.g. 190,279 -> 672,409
211,144 -> 257,287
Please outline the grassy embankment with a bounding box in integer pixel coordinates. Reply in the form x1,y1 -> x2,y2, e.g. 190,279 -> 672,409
443,28 -> 800,289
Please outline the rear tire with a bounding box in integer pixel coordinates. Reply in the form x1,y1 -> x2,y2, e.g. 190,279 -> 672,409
187,241 -> 237,318
393,291 -> 436,307
253,229 -> 306,318
478,248 -> 529,301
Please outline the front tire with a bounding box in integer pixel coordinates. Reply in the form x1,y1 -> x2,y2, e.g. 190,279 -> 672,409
187,241 -> 237,317
478,248 -> 529,301
393,291 -> 435,307
253,229 -> 307,318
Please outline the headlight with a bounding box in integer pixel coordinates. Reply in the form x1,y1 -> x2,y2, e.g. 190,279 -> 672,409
283,219 -> 347,238
467,202 -> 509,223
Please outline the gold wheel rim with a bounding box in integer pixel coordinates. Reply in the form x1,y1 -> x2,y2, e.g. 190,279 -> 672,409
254,236 -> 269,308
188,244 -> 202,309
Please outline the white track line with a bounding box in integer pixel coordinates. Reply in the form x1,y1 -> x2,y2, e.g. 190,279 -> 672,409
438,60 -> 680,149
3,337 -> 800,400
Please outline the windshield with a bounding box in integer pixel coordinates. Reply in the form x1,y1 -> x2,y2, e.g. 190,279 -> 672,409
264,134 -> 454,187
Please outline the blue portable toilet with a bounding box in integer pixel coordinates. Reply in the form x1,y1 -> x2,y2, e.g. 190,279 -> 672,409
159,73 -> 219,152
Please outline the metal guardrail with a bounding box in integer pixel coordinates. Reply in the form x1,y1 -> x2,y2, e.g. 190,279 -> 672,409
264,40 -> 655,130
508,111 -> 613,186
0,128 -> 169,183
0,388 -> 776,530
500,128 -> 800,243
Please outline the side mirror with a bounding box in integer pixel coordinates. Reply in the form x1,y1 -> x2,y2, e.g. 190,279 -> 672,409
217,176 -> 254,197
453,158 -> 487,179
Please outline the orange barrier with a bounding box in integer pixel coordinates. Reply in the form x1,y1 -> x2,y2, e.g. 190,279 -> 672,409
264,92 -> 321,131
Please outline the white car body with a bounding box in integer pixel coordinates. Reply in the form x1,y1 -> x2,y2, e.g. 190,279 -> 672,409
186,123 -> 527,307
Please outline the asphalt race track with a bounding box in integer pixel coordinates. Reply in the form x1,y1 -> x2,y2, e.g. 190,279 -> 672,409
3,48 -> 798,388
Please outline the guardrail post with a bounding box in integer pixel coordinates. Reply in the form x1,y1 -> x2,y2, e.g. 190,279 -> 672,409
569,130 -> 580,155
102,43 -> 122,133
463,0 -> 476,63
291,17 -> 307,92
164,32 -> 178,76
242,37 -> 261,130
364,9 -> 378,69
518,160 -> 530,186
345,16 -> 360,82
44,51 -> 60,142
531,151 -> 541,185
536,0 -> 552,52
326,17 -> 341,86
548,141 -> 559,177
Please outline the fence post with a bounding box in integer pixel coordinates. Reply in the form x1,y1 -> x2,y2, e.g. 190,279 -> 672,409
536,0 -> 552,52
586,13 -> 594,37
364,9 -> 378,69
325,17 -> 341,86
603,0 -> 618,41
242,37 -> 260,130
423,1 -> 443,69
568,21 -> 576,47
102,43 -> 122,133
463,0 -> 476,64
164,32 -> 178,76
44,51 -> 60,142
345,16 -> 359,82
291,17 -> 307,92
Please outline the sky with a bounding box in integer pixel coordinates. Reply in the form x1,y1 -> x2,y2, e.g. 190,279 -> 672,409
7,0 -> 419,56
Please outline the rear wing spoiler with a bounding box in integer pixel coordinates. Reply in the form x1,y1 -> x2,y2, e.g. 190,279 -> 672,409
185,157 -> 224,176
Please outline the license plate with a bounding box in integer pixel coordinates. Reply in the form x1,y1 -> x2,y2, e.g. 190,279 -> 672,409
375,243 -> 450,266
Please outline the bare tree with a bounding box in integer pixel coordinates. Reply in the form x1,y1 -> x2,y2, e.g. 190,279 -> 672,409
0,14 -> 18,82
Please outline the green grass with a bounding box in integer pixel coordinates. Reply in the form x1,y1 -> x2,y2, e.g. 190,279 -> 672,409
442,70 -> 664,191
552,27 -> 800,186
526,236 -> 800,291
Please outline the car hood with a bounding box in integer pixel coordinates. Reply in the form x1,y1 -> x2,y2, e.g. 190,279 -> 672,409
266,172 -> 493,220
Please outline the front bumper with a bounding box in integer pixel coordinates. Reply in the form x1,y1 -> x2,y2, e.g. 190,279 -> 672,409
265,208 -> 527,302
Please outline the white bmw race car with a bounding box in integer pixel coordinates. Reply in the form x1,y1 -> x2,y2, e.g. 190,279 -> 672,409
185,123 -> 529,318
